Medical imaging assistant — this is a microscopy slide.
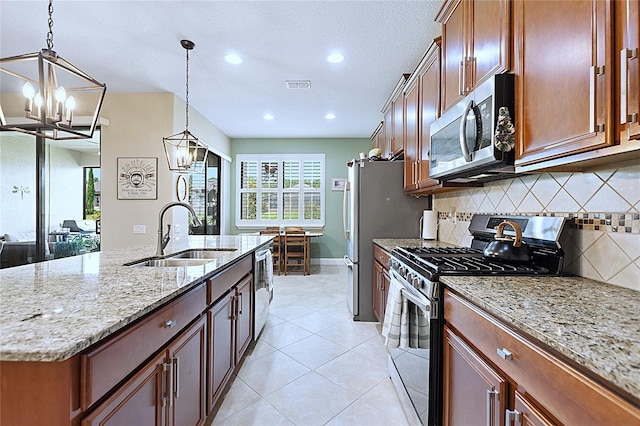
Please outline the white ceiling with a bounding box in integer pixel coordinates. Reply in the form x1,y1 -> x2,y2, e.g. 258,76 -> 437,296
0,1 -> 443,140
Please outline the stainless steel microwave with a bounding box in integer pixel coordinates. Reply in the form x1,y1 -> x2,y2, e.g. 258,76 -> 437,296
429,74 -> 515,182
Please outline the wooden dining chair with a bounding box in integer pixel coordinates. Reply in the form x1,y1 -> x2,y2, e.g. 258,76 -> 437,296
283,230 -> 308,275
259,229 -> 282,275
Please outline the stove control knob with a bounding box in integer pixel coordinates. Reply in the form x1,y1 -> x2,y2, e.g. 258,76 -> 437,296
398,266 -> 407,277
406,272 -> 415,283
390,260 -> 399,270
412,276 -> 423,289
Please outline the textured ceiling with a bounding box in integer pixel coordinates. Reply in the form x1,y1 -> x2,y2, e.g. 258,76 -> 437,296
0,1 -> 443,139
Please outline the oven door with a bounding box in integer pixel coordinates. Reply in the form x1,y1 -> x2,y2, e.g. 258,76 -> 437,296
387,268 -> 438,426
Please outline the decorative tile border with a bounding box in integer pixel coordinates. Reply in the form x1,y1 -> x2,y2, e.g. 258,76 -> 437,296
438,212 -> 640,235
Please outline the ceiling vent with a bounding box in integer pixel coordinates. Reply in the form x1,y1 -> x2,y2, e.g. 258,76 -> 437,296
285,80 -> 311,89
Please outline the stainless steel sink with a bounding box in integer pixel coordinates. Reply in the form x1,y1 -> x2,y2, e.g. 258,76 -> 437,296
128,258 -> 214,267
168,248 -> 237,259
124,248 -> 238,267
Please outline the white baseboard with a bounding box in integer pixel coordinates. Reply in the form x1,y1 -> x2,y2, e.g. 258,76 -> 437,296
311,258 -> 345,266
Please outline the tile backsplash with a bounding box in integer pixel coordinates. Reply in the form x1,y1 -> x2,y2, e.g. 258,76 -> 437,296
433,163 -> 640,291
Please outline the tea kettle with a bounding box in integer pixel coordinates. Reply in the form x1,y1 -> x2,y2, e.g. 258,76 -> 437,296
483,221 -> 532,264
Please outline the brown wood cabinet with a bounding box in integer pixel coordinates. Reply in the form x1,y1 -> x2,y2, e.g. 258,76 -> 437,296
372,244 -> 391,322
513,0 -> 615,169
403,38 -> 483,195
444,289 -> 640,425
82,315 -> 207,426
436,0 -> 510,112
618,0 -> 640,142
207,273 -> 253,413
382,74 -> 410,159
443,326 -> 507,426
370,121 -> 385,155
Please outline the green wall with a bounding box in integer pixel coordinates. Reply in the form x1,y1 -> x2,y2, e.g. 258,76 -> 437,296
230,138 -> 372,260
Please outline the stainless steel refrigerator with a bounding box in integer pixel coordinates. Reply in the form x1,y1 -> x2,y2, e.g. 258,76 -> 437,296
342,160 -> 429,321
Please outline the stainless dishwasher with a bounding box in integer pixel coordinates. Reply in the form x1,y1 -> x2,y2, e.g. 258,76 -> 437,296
254,246 -> 273,338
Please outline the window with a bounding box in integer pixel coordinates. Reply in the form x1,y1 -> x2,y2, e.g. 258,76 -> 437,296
236,154 -> 325,227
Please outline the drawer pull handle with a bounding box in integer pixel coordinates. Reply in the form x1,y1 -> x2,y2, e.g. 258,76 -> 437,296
164,320 -> 176,328
506,408 -> 521,426
497,347 -> 513,360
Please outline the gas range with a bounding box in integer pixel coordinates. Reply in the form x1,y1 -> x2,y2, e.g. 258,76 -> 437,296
390,214 -> 569,286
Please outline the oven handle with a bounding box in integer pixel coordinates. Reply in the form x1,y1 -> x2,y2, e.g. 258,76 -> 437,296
389,268 -> 431,316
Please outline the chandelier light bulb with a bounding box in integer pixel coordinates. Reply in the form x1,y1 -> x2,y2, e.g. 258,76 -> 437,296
65,95 -> 75,111
22,82 -> 35,99
34,92 -> 43,108
55,86 -> 66,103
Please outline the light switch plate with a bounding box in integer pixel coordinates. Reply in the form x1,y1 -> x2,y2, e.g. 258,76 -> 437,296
133,225 -> 146,234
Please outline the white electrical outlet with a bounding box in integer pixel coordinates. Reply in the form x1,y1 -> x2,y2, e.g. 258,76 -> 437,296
133,225 -> 146,234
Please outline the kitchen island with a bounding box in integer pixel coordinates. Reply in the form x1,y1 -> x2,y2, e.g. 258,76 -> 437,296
0,235 -> 272,425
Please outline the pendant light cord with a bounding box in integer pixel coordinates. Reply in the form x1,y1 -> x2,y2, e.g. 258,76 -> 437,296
46,0 -> 54,50
185,46 -> 190,131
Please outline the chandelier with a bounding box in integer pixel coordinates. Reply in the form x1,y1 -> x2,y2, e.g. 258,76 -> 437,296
163,40 -> 209,174
0,0 -> 106,140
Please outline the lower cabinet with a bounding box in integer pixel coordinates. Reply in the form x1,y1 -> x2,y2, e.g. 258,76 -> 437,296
443,327 -> 507,426
444,289 -> 640,426
207,274 -> 253,413
82,315 -> 207,426
372,244 -> 391,322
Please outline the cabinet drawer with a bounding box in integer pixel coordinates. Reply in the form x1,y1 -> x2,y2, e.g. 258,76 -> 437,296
444,290 -> 640,425
81,283 -> 206,410
208,255 -> 252,305
373,245 -> 390,269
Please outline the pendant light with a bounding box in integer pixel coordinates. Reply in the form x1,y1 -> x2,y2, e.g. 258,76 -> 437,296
163,39 -> 209,174
0,0 -> 107,140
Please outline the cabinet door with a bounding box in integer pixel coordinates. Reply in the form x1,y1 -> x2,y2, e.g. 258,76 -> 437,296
510,390 -> 556,426
469,0 -> 510,89
168,316 -> 206,426
372,260 -> 384,322
514,0 -> 614,167
443,327 -> 507,426
392,96 -> 405,156
418,41 -> 442,188
207,294 -> 234,412
82,352 -> 165,426
440,0 -> 466,111
235,276 -> 253,362
383,107 -> 393,159
619,0 -> 640,140
404,79 -> 419,191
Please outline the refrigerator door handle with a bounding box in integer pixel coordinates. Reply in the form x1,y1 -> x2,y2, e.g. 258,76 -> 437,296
342,181 -> 350,240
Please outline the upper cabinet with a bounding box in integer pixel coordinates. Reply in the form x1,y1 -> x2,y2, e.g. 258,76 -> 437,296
618,0 -> 640,142
382,74 -> 410,159
370,122 -> 385,156
513,0 -> 614,169
513,0 -> 640,172
436,0 -> 511,113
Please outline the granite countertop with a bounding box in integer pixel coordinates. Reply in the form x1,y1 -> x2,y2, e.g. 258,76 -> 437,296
441,275 -> 640,403
0,235 -> 272,362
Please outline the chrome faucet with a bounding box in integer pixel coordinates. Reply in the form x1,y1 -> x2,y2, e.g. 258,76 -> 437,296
156,201 -> 203,256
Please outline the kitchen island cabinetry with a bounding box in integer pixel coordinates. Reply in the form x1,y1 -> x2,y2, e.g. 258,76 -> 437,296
82,316 -> 207,426
444,289 -> 640,425
0,236 -> 270,426
436,0 -> 510,113
372,244 -> 391,322
208,272 -> 253,412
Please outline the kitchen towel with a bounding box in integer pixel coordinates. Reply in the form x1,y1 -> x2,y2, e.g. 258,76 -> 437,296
381,277 -> 403,347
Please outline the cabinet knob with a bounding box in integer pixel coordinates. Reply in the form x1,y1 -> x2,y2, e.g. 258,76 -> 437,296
164,320 -> 176,328
497,347 -> 513,360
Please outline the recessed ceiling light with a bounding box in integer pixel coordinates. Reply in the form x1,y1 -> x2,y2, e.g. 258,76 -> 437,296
325,113 -> 336,120
263,114 -> 274,120
327,53 -> 344,64
225,54 -> 243,64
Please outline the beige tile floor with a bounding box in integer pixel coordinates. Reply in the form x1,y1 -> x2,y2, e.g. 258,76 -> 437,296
211,265 -> 411,426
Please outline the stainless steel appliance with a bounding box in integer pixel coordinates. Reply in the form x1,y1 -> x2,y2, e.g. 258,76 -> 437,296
429,74 -> 515,183
254,245 -> 273,338
342,159 -> 427,321
386,214 -> 569,426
